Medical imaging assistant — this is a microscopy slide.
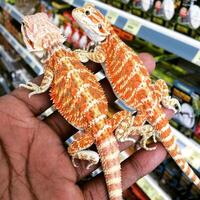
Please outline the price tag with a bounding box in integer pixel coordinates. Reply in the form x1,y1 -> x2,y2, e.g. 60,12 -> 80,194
95,70 -> 105,81
182,145 -> 200,171
5,4 -> 12,14
105,11 -> 118,24
123,19 -> 141,35
64,0 -> 74,5
192,50 -> 200,66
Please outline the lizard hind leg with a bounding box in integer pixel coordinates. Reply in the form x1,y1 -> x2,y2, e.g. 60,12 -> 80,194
153,79 -> 181,113
109,110 -> 136,143
114,112 -> 158,150
114,111 -> 147,143
114,115 -> 137,143
67,130 -> 99,169
138,125 -> 157,151
72,150 -> 99,170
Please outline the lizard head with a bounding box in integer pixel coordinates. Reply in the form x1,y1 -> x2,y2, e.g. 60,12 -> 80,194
72,3 -> 111,43
21,13 -> 65,58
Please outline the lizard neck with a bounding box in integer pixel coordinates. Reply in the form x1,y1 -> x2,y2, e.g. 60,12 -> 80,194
42,44 -> 69,69
41,45 -> 72,71
100,30 -> 122,54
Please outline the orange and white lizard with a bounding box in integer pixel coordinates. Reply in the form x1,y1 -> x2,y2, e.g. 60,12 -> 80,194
19,12 -> 141,200
72,3 -> 200,189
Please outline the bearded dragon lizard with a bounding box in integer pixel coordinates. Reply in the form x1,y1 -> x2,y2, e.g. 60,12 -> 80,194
72,3 -> 200,189
19,12 -> 138,200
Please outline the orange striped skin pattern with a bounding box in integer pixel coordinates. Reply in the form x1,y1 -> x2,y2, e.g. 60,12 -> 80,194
19,13 -> 133,200
72,3 -> 200,190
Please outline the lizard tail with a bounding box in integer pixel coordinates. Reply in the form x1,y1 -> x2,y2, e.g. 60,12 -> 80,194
149,109 -> 200,189
95,124 -> 122,200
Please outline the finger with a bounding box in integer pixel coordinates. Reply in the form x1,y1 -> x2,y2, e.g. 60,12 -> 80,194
121,143 -> 167,190
11,75 -> 52,116
74,105 -> 173,180
139,52 -> 156,73
164,108 -> 175,119
80,143 -> 167,200
44,111 -> 77,141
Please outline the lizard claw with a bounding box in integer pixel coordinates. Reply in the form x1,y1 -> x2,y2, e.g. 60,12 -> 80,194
86,153 -> 99,169
72,157 -> 78,168
118,137 -> 136,143
86,161 -> 97,170
74,49 -> 89,63
140,140 -> 157,151
20,81 -> 41,97
174,101 -> 181,113
28,91 -> 37,98
162,96 -> 181,113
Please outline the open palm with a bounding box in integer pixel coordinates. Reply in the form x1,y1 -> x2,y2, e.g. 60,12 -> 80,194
0,54 -> 170,200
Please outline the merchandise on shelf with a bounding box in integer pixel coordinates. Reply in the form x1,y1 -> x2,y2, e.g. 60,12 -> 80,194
194,121 -> 200,143
0,34 -> 34,91
170,79 -> 200,142
152,158 -> 200,199
0,9 -> 23,44
15,0 -> 39,15
131,0 -> 155,19
108,0 -> 123,9
5,0 -> 15,5
174,0 -> 200,35
151,0 -> 181,27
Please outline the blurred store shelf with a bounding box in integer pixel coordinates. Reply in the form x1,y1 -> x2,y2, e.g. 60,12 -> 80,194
0,24 -> 43,75
62,0 -> 200,67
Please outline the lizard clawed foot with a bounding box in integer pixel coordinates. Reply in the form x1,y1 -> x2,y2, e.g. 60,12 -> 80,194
71,150 -> 99,169
85,41 -> 95,51
74,49 -> 89,63
162,96 -> 181,113
140,139 -> 157,151
115,115 -> 136,143
118,136 -> 136,143
86,157 -> 99,170
72,156 -> 79,168
138,125 -> 158,151
19,82 -> 41,98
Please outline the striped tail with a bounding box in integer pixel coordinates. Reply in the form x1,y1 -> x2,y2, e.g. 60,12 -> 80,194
149,108 -> 200,189
96,124 -> 122,200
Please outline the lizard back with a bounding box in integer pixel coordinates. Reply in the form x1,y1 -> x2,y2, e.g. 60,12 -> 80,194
46,47 -> 108,130
101,31 -> 152,110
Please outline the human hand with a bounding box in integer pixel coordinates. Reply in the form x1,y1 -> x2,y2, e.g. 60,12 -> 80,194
0,53 -> 172,200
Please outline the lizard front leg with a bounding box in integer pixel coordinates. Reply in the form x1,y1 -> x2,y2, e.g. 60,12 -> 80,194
68,130 -> 98,169
153,79 -> 181,113
20,68 -> 53,98
74,45 -> 106,63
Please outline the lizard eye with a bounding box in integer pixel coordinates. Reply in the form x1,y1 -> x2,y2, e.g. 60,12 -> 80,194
98,24 -> 102,29
85,10 -> 90,15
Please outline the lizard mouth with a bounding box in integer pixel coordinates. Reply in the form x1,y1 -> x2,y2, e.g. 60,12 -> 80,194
21,24 -> 44,55
21,24 -> 35,51
21,24 -> 45,59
